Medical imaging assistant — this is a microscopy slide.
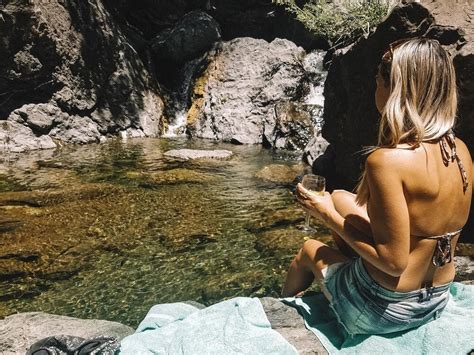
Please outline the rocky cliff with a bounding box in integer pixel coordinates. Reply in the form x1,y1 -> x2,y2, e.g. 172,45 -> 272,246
0,0 -> 165,152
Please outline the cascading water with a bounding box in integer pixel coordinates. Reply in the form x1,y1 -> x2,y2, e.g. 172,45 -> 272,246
163,57 -> 203,137
302,50 -> 327,134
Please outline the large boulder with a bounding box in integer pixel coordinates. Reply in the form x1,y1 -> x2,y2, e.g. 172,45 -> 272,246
0,312 -> 133,354
210,0 -> 326,50
187,37 -> 310,145
0,0 -> 165,153
103,0 -> 211,41
151,10 -> 221,66
319,1 -> 474,241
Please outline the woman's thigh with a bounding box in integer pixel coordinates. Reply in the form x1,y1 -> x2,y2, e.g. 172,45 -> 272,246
331,190 -> 371,236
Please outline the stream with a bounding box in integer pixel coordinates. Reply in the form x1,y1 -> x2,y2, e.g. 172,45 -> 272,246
0,138 -> 333,327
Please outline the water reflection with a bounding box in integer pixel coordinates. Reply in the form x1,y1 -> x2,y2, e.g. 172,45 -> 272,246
0,138 -> 331,327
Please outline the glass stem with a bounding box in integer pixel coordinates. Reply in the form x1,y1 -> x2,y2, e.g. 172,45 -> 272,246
305,213 -> 311,228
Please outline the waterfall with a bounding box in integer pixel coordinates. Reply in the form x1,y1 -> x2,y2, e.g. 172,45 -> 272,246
163,110 -> 188,137
163,57 -> 203,137
303,50 -> 327,135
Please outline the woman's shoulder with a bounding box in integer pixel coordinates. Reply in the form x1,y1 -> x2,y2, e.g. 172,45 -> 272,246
455,137 -> 471,158
365,147 -> 411,170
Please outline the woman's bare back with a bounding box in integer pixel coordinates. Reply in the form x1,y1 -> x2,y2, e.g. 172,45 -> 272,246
365,137 -> 472,291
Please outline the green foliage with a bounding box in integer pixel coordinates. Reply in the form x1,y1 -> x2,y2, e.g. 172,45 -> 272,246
273,0 -> 397,47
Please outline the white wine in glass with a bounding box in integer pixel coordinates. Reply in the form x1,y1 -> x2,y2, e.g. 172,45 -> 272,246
301,174 -> 326,231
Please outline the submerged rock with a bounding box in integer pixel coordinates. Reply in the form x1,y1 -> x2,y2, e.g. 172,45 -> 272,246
164,149 -> 233,160
140,168 -> 217,185
0,312 -> 133,354
255,164 -> 307,184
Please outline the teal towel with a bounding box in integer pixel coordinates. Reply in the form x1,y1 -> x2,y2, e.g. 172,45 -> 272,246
119,297 -> 297,355
283,282 -> 474,355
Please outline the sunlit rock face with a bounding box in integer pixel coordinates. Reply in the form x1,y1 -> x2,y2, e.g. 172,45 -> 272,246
187,37 -> 311,145
0,0 -> 165,153
320,1 -> 474,241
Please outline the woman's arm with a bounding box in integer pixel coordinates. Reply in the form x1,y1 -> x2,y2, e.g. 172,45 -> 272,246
297,149 -> 410,276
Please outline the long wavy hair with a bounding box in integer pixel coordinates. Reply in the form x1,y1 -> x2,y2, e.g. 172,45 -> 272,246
355,38 -> 458,205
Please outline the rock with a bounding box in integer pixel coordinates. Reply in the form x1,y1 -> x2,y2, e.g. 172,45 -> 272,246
303,135 -> 330,167
17,104 -> 57,135
454,256 -> 474,282
263,102 -> 320,151
255,164 -> 307,184
188,37 -> 309,145
164,149 -> 233,160
49,115 -> 102,145
151,10 -> 221,65
0,121 -> 56,153
139,168 -> 217,185
260,297 -> 328,355
0,312 -> 133,354
209,0 -> 327,50
319,1 -> 474,241
103,0 -> 211,41
0,0 -> 165,153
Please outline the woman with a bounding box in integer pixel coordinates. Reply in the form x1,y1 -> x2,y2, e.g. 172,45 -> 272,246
281,38 -> 472,336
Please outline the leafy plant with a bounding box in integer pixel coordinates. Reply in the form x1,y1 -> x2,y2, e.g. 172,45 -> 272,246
273,0 -> 398,48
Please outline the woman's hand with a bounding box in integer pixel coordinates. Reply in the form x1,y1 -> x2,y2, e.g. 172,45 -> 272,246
295,183 -> 336,223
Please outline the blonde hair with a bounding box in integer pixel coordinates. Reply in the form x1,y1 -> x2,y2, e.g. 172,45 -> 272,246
355,38 -> 458,205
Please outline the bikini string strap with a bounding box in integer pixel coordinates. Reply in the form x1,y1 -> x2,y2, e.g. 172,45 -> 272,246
425,230 -> 462,267
440,129 -> 469,193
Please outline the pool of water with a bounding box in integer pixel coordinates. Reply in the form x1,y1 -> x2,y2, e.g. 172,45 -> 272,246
0,138 -> 333,327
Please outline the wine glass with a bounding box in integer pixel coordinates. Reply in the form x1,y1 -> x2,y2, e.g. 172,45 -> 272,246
301,174 -> 325,231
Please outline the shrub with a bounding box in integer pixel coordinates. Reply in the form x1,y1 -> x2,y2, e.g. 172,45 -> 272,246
273,0 -> 398,48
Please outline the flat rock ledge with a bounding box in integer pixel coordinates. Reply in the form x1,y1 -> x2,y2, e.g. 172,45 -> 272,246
0,302 -> 323,355
164,149 -> 233,160
261,297 -> 328,354
2,279 -> 473,354
0,312 -> 134,354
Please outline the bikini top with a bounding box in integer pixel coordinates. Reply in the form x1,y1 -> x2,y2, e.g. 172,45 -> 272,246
413,129 -> 469,267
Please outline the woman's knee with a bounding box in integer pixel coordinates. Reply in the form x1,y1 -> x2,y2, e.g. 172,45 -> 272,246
298,239 -> 326,265
331,189 -> 355,201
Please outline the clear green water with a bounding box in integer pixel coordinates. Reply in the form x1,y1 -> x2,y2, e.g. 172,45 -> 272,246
0,138 -> 331,327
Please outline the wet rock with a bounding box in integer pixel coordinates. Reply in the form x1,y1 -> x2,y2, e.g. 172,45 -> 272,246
140,168 -> 217,186
319,1 -> 474,241
164,149 -> 233,160
151,10 -> 221,65
263,102 -> 320,151
0,312 -> 133,354
255,164 -> 307,184
0,0 -> 165,153
255,228 -> 308,258
187,37 -> 309,145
